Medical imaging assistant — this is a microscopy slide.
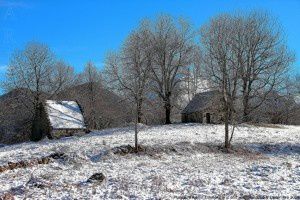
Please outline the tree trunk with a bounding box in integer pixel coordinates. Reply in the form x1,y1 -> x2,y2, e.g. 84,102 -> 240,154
224,106 -> 230,150
134,120 -> 138,152
31,103 -> 44,141
137,98 -> 143,123
165,101 -> 171,124
89,81 -> 97,129
222,65 -> 230,150
134,101 -> 139,153
241,79 -> 249,122
242,94 -> 250,122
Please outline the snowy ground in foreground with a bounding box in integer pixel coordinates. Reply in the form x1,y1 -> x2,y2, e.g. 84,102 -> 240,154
0,123 -> 300,199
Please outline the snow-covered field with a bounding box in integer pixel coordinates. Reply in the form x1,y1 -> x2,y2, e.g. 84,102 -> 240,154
0,123 -> 300,199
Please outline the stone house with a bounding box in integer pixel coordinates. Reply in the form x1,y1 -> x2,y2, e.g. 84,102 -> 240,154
43,100 -> 88,139
181,90 -> 223,124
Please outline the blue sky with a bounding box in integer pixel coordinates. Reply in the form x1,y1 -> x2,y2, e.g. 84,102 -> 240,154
0,0 -> 300,87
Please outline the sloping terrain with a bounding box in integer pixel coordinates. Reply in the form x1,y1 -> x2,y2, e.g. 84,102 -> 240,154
0,89 -> 35,144
56,83 -> 133,129
0,124 -> 299,199
0,84 -> 133,144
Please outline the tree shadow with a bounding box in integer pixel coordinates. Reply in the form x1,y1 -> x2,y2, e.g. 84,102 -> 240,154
246,143 -> 300,156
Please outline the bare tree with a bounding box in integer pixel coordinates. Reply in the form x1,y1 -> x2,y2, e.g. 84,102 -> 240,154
295,74 -> 300,93
3,42 -> 74,140
48,61 -> 76,95
78,61 -> 102,129
201,14 -> 240,149
181,47 -> 210,104
200,12 -> 295,148
149,15 -> 196,124
233,12 -> 294,122
105,24 -> 152,152
278,75 -> 300,124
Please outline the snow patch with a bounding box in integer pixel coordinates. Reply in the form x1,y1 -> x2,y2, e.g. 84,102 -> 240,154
0,124 -> 300,198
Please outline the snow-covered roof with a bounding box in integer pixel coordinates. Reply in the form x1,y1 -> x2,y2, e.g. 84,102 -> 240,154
294,94 -> 300,105
45,100 -> 86,129
180,79 -> 212,102
182,90 -> 220,114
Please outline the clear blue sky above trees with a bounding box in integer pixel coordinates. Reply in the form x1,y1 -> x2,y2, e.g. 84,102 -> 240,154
0,0 -> 299,85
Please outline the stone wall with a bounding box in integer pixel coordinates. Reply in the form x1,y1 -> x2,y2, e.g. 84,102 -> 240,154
50,129 -> 86,139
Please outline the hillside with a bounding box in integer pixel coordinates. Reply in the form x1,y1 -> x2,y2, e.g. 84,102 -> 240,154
0,89 -> 35,144
0,124 -> 299,198
0,84 -> 133,144
56,83 -> 133,129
